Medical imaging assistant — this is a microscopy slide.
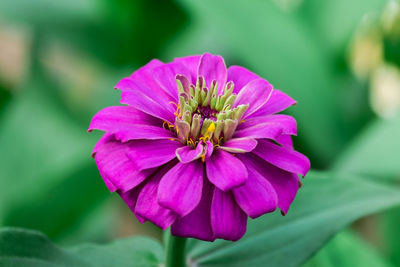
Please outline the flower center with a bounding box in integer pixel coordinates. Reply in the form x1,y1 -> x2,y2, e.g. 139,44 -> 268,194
167,75 -> 248,148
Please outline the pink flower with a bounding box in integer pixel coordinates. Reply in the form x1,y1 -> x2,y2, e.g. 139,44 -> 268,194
89,53 -> 310,241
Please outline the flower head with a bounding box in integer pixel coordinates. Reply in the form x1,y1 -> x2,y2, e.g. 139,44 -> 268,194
89,53 -> 310,241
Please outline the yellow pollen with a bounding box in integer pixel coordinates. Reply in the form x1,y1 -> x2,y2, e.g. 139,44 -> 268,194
203,122 -> 216,140
200,155 -> 205,162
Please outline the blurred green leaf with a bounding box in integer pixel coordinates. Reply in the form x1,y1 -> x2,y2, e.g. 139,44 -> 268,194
333,113 -> 400,179
0,0 -> 187,66
0,228 -> 163,267
171,0 -> 372,167
379,207 -> 400,267
184,171 -> 400,267
0,83 -> 11,118
0,0 -> 99,26
300,0 -> 387,53
0,72 -> 108,241
303,230 -> 393,267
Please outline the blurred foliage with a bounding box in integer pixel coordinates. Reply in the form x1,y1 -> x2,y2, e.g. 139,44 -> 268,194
0,0 -> 400,266
0,228 -> 163,267
305,230 -> 393,267
0,0 -> 187,66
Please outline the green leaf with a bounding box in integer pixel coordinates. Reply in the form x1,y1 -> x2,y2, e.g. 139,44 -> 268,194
333,113 -> 400,179
303,230 -> 393,267
184,171 -> 400,267
0,228 -> 163,267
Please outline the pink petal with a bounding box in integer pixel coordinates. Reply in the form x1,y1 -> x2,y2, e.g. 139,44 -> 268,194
173,55 -> 201,84
219,137 -> 258,153
117,78 -> 176,123
245,153 -> 299,214
253,139 -> 310,177
126,139 -> 182,171
88,106 -> 160,133
171,178 -> 215,241
205,141 -> 214,161
234,78 -> 273,118
118,185 -> 147,224
211,189 -> 247,241
251,89 -> 296,117
233,121 -> 284,140
153,62 -> 192,100
197,53 -> 227,94
121,58 -> 176,103
114,125 -> 176,142
206,149 -> 248,191
227,65 -> 259,93
135,162 -> 178,230
234,155 -> 278,218
238,114 -> 297,136
158,161 -> 203,216
276,134 -> 293,148
93,136 -> 156,192
175,142 -> 204,163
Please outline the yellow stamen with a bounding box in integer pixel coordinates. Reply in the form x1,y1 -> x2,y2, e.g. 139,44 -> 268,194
203,122 -> 216,140
169,101 -> 182,118
162,121 -> 169,129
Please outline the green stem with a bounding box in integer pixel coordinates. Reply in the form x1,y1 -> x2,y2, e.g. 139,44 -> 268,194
165,234 -> 187,267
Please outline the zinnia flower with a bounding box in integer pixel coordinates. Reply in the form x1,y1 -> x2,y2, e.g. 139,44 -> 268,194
89,53 -> 310,241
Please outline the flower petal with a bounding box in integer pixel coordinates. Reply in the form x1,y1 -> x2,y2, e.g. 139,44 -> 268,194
171,178 -> 215,241
211,189 -> 247,241
198,53 -> 227,93
173,55 -> 201,84
118,185 -> 147,224
234,78 -> 273,118
204,141 -> 214,161
114,125 -> 176,142
276,134 -> 293,148
175,142 -> 204,163
93,136 -> 156,192
233,122 -> 284,140
234,155 -> 278,218
253,139 -> 310,176
227,65 -> 259,93
206,149 -> 248,191
135,162 -> 178,230
119,59 -> 176,103
244,153 -> 299,214
89,107 -> 175,142
238,114 -> 297,136
126,139 -> 182,171
158,161 -> 203,216
219,137 -> 257,153
251,89 -> 296,117
153,62 -> 192,100
117,78 -> 176,123
88,106 -> 160,132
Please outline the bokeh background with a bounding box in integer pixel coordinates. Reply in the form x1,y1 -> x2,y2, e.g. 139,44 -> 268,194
1,0 -> 400,266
